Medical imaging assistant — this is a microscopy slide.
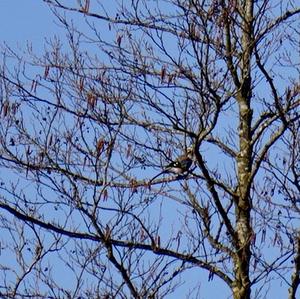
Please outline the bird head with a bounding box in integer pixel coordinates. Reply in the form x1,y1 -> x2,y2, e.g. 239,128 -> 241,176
186,146 -> 194,158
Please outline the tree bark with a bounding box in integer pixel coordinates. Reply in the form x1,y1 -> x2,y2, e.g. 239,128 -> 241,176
232,1 -> 254,298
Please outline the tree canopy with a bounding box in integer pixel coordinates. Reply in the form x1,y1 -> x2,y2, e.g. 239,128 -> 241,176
0,1 -> 300,298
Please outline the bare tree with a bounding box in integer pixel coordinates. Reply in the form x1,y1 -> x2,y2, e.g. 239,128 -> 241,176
0,0 -> 300,298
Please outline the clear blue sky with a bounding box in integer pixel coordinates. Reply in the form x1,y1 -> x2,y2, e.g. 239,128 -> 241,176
0,1 -> 59,49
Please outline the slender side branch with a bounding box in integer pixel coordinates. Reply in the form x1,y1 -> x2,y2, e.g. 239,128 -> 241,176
194,146 -> 237,246
0,201 -> 99,241
221,0 -> 240,88
254,46 -> 287,125
106,243 -> 140,298
0,200 -> 233,286
256,8 -> 300,43
251,125 -> 286,183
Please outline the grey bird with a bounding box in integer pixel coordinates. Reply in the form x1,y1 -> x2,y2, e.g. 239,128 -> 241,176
149,147 -> 194,183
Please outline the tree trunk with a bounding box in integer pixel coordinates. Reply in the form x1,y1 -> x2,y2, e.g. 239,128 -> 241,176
232,1 -> 254,298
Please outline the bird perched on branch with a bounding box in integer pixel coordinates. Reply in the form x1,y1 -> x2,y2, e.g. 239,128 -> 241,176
149,147 -> 194,183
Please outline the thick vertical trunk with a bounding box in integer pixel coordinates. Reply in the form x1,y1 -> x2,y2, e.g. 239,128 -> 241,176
232,1 -> 254,299
233,95 -> 252,299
